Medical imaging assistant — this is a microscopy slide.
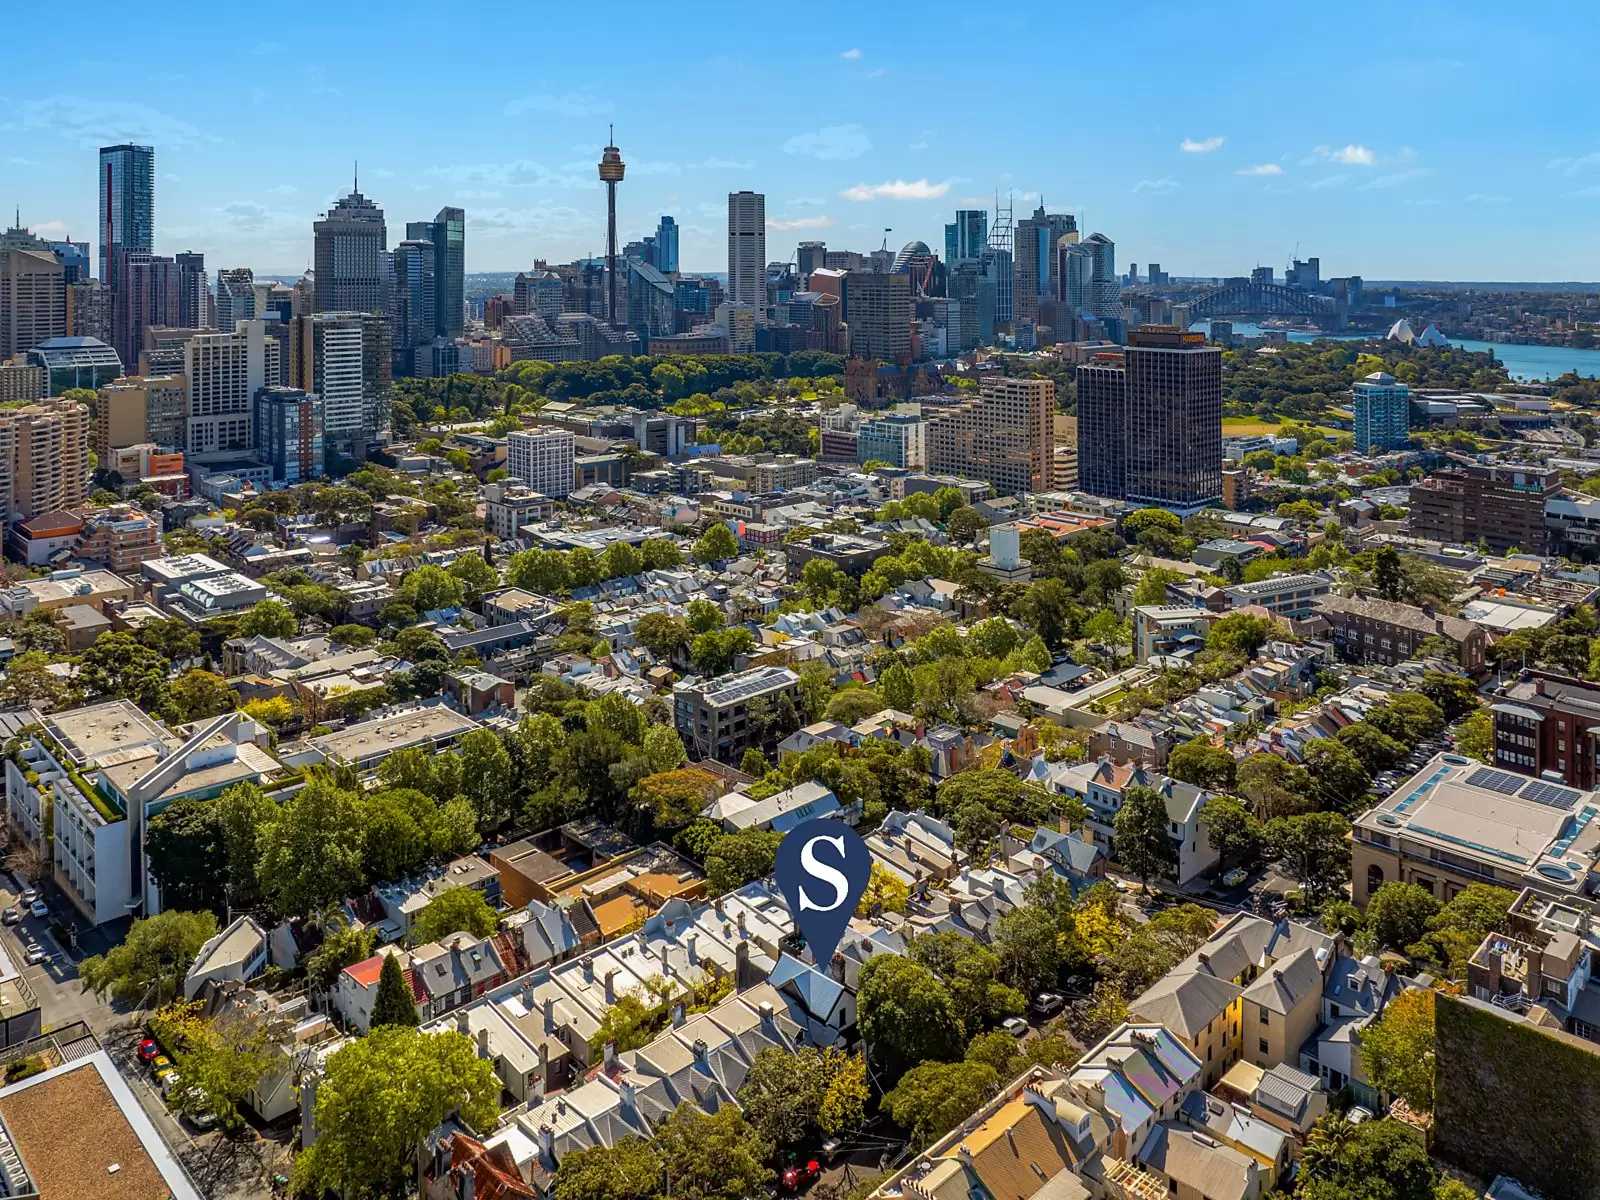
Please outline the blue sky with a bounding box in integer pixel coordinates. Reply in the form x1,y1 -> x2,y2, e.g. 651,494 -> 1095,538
5,0 -> 1600,280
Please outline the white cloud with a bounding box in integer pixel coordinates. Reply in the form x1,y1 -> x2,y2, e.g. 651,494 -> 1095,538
1549,152 -> 1600,177
503,92 -> 613,118
783,124 -> 871,161
1562,184 -> 1600,199
1236,163 -> 1283,176
268,184 -> 297,195
1358,167 -> 1431,190
688,157 -> 752,170
767,215 -> 834,230
1132,177 -> 1178,194
1306,174 -> 1348,190
867,69 -> 886,78
1333,144 -> 1376,165
631,161 -> 682,176
26,220 -> 69,236
1180,136 -> 1224,153
8,157 -> 33,166
910,130 -> 932,151
1463,193 -> 1509,204
20,96 -> 205,147
840,48 -> 861,58
789,197 -> 826,207
838,178 -> 950,201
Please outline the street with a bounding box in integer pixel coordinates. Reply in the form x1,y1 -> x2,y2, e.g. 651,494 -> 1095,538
0,875 -> 280,1199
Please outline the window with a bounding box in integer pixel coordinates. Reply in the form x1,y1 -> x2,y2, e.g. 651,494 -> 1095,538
1259,1005 -> 1270,1025
1258,1038 -> 1269,1055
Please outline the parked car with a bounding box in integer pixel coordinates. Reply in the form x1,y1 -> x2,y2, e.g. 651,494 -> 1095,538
779,1160 -> 821,1192
22,943 -> 45,966
151,1054 -> 175,1082
186,1109 -> 218,1131
1001,1017 -> 1030,1038
1222,867 -> 1248,888
18,890 -> 36,905
137,1039 -> 160,1063
1346,1106 -> 1374,1125
0,909 -> 19,926
1031,992 -> 1064,1017
27,900 -> 47,919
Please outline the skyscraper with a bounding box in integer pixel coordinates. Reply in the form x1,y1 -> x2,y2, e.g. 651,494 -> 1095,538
1075,351 -> 1128,499
1084,233 -> 1119,319
313,183 -> 387,314
795,241 -> 827,281
599,135 -> 625,326
945,210 -> 988,264
408,207 -> 463,338
843,272 -> 911,363
113,253 -> 180,366
174,252 -> 207,329
926,376 -> 1053,495
215,268 -> 255,332
0,223 -> 66,359
655,216 -> 679,275
389,239 -> 435,378
1014,208 -> 1074,325
727,191 -> 766,315
1075,328 -> 1222,512
98,144 -> 154,292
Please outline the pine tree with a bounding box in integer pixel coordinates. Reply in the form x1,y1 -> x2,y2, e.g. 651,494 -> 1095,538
370,952 -> 420,1028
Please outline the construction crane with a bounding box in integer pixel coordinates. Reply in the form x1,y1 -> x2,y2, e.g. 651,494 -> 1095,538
880,228 -> 893,253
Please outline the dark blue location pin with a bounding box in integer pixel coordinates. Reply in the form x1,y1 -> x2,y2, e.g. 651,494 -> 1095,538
774,818 -> 875,970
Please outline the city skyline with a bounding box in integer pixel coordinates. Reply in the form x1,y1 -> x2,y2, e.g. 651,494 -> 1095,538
5,0 -> 1600,280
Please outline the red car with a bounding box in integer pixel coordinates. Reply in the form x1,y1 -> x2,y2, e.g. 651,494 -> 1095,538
137,1038 -> 159,1063
780,1161 -> 820,1193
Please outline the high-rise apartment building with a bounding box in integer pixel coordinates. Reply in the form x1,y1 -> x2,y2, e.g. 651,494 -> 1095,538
655,216 -> 680,275
313,187 -> 387,315
1075,328 -> 1222,511
1352,370 -> 1412,452
843,272 -> 912,364
727,192 -> 766,315
0,399 -> 91,528
112,252 -> 180,366
945,210 -> 988,264
184,320 -> 266,455
289,312 -> 391,445
95,375 -> 188,458
408,207 -> 463,338
215,268 -> 255,332
254,386 -> 324,484
713,301 -> 757,353
389,239 -> 435,377
0,232 -> 66,358
926,376 -> 1053,495
174,252 -> 207,330
98,144 -> 154,294
1409,461 -> 1558,555
796,241 -> 828,281
506,427 -> 575,499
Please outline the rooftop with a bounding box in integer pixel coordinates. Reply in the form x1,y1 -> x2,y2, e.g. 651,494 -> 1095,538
43,700 -> 170,767
1356,753 -> 1600,896
0,1052 -> 201,1199
299,704 -> 481,765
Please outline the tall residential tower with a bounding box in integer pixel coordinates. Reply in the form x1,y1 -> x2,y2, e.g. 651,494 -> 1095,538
727,191 -> 766,316
313,181 -> 387,315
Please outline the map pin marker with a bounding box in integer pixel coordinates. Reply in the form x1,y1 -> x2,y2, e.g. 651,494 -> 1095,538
774,817 -> 875,971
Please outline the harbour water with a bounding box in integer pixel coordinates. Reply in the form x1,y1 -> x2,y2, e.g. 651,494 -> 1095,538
1194,322 -> 1600,382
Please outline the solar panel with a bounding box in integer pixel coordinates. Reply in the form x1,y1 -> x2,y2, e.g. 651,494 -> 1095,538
1519,780 -> 1582,810
1466,767 -> 1527,796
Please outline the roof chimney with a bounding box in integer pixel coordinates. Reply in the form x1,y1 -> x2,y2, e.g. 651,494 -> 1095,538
758,1000 -> 775,1028
544,995 -> 555,1033
604,969 -> 616,1003
476,1025 -> 491,1058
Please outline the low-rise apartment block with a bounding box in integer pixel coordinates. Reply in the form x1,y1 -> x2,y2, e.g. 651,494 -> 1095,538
1312,593 -> 1487,673
1491,670 -> 1600,789
673,665 -> 800,763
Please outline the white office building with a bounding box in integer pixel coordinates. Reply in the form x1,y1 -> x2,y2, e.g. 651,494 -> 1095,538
507,427 -> 575,499
184,319 -> 265,454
